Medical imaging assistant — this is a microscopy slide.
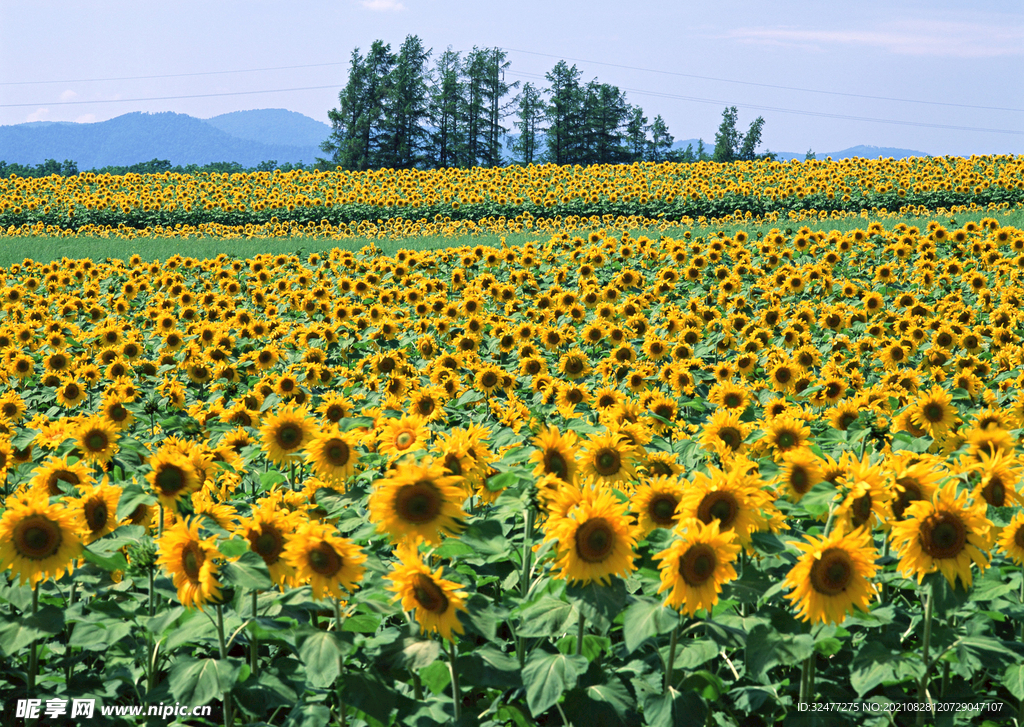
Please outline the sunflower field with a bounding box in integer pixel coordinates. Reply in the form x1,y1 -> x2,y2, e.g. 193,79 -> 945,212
1,161 -> 1024,727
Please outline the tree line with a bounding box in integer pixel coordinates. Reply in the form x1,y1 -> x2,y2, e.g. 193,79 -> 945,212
318,35 -> 776,171
0,158 -> 314,179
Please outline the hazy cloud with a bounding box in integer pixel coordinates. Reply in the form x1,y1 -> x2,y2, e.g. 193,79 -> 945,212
26,108 -> 49,122
360,0 -> 405,11
59,89 -> 78,101
75,113 -> 97,123
726,19 -> 1024,58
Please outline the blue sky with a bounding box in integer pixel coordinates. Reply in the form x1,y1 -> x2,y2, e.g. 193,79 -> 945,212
1,0 -> 1022,156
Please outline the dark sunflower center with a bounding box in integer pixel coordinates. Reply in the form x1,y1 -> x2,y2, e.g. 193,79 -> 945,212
723,394 -> 742,408
565,357 -> 585,375
595,449 -> 621,476
396,483 -> 441,524
17,517 -> 61,559
252,530 -> 282,563
810,548 -> 853,595
789,466 -> 811,494
575,518 -> 614,563
920,511 -> 967,559
86,500 -> 108,532
48,470 -> 80,495
308,543 -> 342,575
85,431 -> 109,452
416,398 -> 435,416
1015,526 -> 1024,550
413,573 -> 449,613
325,440 -> 351,467
679,543 -> 717,586
155,465 -> 188,495
893,480 -> 922,520
775,368 -> 792,384
981,477 -> 1005,507
64,383 -> 80,400
851,494 -> 873,528
923,403 -> 946,423
275,423 -> 303,449
776,430 -> 797,449
325,405 -> 344,422
545,451 -> 568,480
649,495 -> 678,526
395,431 -> 416,450
697,492 -> 738,529
109,404 -> 128,422
718,427 -> 742,450
443,454 -> 463,476
182,543 -> 204,582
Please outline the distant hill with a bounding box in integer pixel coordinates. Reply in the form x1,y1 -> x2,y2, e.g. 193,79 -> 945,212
670,140 -> 930,161
0,110 -> 326,168
203,109 -> 332,149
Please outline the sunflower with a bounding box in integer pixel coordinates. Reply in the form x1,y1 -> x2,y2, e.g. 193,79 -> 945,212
55,377 -> 87,409
579,432 -> 638,486
386,544 -> 468,642
156,517 -> 224,610
146,448 -> 201,511
707,381 -> 751,412
544,486 -> 638,585
698,410 -> 750,460
632,476 -> 685,536
28,455 -> 94,496
996,511 -> 1024,565
910,385 -> 958,438
888,453 -> 944,521
835,454 -> 892,532
237,503 -> 302,588
959,449 -> 1023,509
377,415 -> 432,461
761,415 -> 812,459
305,426 -> 362,486
677,459 -> 774,547
75,417 -> 120,465
259,404 -> 315,467
639,451 -> 683,478
529,425 -> 579,485
68,480 -> 122,544
778,448 -> 824,502
889,482 -> 993,589
283,520 -> 366,600
100,394 -> 136,431
654,518 -> 740,616
368,458 -> 466,545
0,489 -> 82,586
783,525 -> 879,625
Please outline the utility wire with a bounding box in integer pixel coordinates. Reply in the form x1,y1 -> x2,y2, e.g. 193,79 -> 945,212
0,85 -> 343,108
506,70 -> 1024,136
499,46 -> 1024,114
0,61 -> 349,86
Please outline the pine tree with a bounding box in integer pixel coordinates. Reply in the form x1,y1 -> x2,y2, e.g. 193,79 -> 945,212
625,106 -> 650,162
381,35 -> 431,169
649,115 -> 674,162
543,61 -> 583,166
319,48 -> 369,170
713,106 -> 742,163
737,116 -> 766,161
480,48 -> 519,167
425,48 -> 464,168
510,82 -> 544,165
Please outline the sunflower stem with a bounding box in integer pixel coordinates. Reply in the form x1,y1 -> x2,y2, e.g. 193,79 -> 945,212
28,582 -> 38,692
157,503 -> 164,538
216,605 -> 233,727
250,591 -> 260,679
664,617 -> 679,692
916,580 -> 935,727
576,614 -> 585,657
448,639 -> 462,722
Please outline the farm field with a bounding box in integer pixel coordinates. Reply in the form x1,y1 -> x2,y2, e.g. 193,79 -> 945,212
1,158 -> 1023,726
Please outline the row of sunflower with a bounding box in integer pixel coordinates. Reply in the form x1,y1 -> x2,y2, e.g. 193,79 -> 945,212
2,156 -> 1023,234
0,212 -> 1023,725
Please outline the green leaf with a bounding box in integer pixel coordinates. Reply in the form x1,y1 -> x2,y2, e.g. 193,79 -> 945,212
744,624 -> 813,682
418,660 -> 451,695
1003,664 -> 1024,701
641,686 -> 706,727
69,620 -> 133,651
522,650 -> 587,717
798,482 -> 837,518
341,611 -> 381,634
82,544 -> 128,572
339,671 -> 395,725
460,645 -> 524,688
674,639 -> 719,670
400,638 -> 441,671
283,703 -> 332,727
298,632 -> 341,689
115,482 -> 156,521
0,606 -> 65,655
516,595 -> 576,638
222,551 -> 273,591
565,578 -> 627,634
168,658 -> 241,706
622,598 -> 678,653
259,470 -> 288,491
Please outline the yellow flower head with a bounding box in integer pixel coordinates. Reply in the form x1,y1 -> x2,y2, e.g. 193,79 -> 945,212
0,489 -> 83,586
784,525 -> 879,625
544,486 -> 638,585
156,517 -> 224,610
654,518 -> 740,616
386,544 -> 468,642
368,458 -> 466,545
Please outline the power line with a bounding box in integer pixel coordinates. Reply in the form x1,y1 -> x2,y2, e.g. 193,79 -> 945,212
0,61 -> 349,86
499,46 -> 1024,114
0,85 -> 343,108
507,70 -> 1024,136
